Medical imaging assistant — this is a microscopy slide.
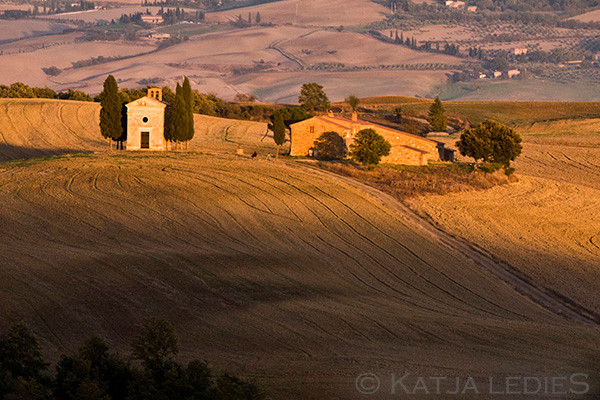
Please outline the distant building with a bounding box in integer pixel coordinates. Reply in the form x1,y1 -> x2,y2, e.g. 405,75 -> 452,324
125,88 -> 168,151
508,69 -> 521,78
493,71 -> 503,78
513,48 -> 528,56
467,5 -> 477,11
149,32 -> 171,39
479,73 -> 487,79
290,112 -> 448,165
446,0 -> 466,8
141,14 -> 162,24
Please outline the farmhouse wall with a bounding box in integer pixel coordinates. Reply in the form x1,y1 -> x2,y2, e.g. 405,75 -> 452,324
290,115 -> 441,166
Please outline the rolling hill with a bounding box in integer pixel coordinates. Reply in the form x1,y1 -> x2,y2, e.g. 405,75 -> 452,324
0,98 -> 273,162
1,99 -> 600,398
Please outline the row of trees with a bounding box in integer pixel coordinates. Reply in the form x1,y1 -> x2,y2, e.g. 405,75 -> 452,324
166,77 -> 195,149
0,319 -> 264,400
0,83 -> 93,101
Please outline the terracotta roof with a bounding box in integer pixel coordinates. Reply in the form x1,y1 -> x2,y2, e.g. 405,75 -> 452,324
314,116 -> 351,130
327,115 -> 436,143
295,115 -> 437,145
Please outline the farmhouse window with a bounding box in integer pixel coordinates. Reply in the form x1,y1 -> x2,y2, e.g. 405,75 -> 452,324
142,116 -> 149,123
310,126 -> 315,133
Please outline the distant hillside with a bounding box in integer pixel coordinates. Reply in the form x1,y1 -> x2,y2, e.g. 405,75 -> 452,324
352,96 -> 600,126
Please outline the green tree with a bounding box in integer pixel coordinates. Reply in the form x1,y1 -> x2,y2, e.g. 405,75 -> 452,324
59,89 -> 93,102
272,112 -> 286,159
269,107 -> 312,130
349,128 -> 391,167
165,84 -> 187,149
313,131 -> 346,160
182,76 -> 195,149
394,106 -> 403,122
456,120 -> 522,169
99,75 -> 123,150
345,94 -> 360,112
255,11 -> 261,24
3,376 -> 50,400
54,336 -> 131,400
0,322 -> 49,398
298,83 -> 330,112
427,97 -> 446,129
427,96 -> 447,132
214,374 -> 264,400
131,317 -> 179,373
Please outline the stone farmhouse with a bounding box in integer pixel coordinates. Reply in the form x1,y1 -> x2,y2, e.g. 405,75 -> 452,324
290,112 -> 451,165
125,88 -> 168,151
141,14 -> 163,24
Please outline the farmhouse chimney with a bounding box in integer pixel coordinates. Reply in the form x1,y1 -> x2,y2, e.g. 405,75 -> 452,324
352,111 -> 358,122
148,87 -> 162,101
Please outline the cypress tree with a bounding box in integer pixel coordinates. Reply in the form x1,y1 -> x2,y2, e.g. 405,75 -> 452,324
182,76 -> 194,148
166,83 -> 186,149
272,112 -> 285,159
255,11 -> 261,24
99,75 -> 122,150
427,96 -> 448,132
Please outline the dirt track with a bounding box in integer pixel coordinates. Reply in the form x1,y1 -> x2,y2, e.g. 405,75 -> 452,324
412,134 -> 600,320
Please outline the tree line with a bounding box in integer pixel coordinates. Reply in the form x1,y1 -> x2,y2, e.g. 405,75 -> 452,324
385,30 -> 461,56
0,83 -> 93,102
0,319 -> 265,400
0,81 -> 276,122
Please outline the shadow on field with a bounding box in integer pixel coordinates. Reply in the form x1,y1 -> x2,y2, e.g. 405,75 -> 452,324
0,144 -> 91,163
